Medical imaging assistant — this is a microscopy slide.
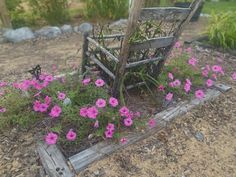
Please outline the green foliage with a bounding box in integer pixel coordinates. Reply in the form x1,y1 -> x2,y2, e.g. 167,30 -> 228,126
28,0 -> 70,25
207,12 -> 236,49
85,0 -> 128,20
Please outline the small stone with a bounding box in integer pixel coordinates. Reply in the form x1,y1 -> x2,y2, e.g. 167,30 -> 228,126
195,131 -> 204,141
35,26 -> 62,38
13,151 -> 21,158
109,19 -> 128,28
3,27 -> 35,43
61,25 -> 73,34
74,23 -> 93,34
63,98 -> 71,106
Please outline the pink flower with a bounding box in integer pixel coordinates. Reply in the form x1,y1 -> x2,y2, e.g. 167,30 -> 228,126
120,137 -> 127,144
20,80 -> 31,91
105,130 -> 113,138
186,79 -> 192,85
45,75 -> 54,82
49,105 -> 62,118
165,93 -> 173,101
148,118 -> 156,128
39,74 -> 46,81
0,107 -> 6,113
174,41 -> 181,48
106,123 -> 115,132
211,73 -> 217,80
58,92 -> 66,100
44,96 -> 51,105
205,65 -> 211,71
109,97 -> 119,107
82,78 -> 91,86
135,111 -> 141,117
212,65 -> 223,73
12,82 -> 20,89
33,100 -> 41,112
119,106 -> 129,117
0,81 -> 7,87
173,79 -> 181,87
168,73 -> 174,80
195,90 -> 205,99
80,107 -> 88,118
42,81 -> 49,88
66,129 -> 77,141
124,118 -> 133,127
158,85 -> 165,91
169,82 -> 175,88
94,120 -> 99,128
96,98 -> 106,108
34,91 -> 41,97
202,70 -> 209,78
39,103 -> 49,113
186,47 -> 192,54
87,106 -> 98,119
188,57 -> 197,66
95,79 -> 105,87
206,79 -> 214,87
232,72 -> 236,81
184,83 -> 191,93
45,132 -> 58,145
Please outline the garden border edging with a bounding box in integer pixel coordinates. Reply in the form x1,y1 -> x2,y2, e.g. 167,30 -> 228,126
37,83 -> 231,176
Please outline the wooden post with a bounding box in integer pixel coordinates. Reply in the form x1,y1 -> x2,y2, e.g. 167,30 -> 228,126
81,32 -> 89,74
0,0 -> 12,28
112,0 -> 145,98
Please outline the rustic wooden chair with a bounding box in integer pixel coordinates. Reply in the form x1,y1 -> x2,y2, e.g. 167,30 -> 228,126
81,0 -> 203,97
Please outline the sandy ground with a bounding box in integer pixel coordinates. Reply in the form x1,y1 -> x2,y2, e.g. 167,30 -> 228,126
0,17 -> 236,177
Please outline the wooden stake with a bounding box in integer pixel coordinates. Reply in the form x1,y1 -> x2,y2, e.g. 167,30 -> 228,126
0,0 -> 12,28
112,0 -> 145,98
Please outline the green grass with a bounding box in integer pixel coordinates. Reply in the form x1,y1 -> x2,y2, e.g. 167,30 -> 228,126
203,1 -> 236,14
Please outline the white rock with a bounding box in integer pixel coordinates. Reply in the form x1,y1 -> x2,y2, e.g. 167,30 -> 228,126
3,27 -> 35,43
74,23 -> 93,34
109,19 -> 128,28
61,24 -> 73,34
35,26 -> 62,38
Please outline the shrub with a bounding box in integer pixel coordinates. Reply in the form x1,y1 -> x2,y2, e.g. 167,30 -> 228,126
85,0 -> 128,20
207,12 -> 236,49
28,0 -> 70,25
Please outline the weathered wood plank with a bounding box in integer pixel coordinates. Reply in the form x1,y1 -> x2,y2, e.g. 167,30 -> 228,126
37,142 -> 75,177
140,7 -> 191,21
69,87 -> 223,173
87,52 -> 116,79
130,36 -> 174,51
126,56 -> 163,68
92,34 -> 125,40
87,37 -> 119,63
213,83 -> 232,93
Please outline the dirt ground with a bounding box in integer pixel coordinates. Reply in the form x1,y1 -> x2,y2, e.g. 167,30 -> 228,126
0,17 -> 236,177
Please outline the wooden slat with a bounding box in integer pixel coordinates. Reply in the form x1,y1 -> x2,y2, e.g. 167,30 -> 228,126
37,142 -> 75,177
92,34 -> 125,40
130,36 -> 174,51
87,37 -> 119,63
87,52 -> 116,79
126,82 -> 145,90
126,56 -> 163,68
214,83 -> 232,93
140,7 -> 191,21
69,88 -> 222,173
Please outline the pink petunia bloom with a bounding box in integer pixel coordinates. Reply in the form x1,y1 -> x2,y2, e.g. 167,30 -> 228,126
184,83 -> 191,93
106,123 -> 115,132
87,106 -> 98,119
186,47 -> 192,54
188,57 -> 197,66
169,82 -> 175,88
186,79 -> 192,85
158,85 -> 165,91
66,129 -> 77,141
34,91 -> 41,97
58,92 -> 66,100
205,65 -> 211,71
134,111 -> 141,117
49,105 -> 62,118
94,120 -> 99,128
80,107 -> 88,118
96,98 -> 106,108
33,100 -> 41,112
124,118 -> 133,127
173,79 -> 181,87
95,79 -> 105,87
120,137 -> 127,144
119,106 -> 129,117
0,107 -> 6,113
82,78 -> 91,86
45,75 -> 54,82
211,73 -> 217,80
33,82 -> 43,90
232,72 -> 236,81
212,65 -> 223,73
174,41 -> 181,48
39,74 -> 46,81
45,132 -> 58,145
39,103 -> 49,113
20,80 -> 31,91
165,93 -> 173,101
168,73 -> 174,80
105,130 -> 113,139
44,96 -> 52,105
109,97 -> 119,107
12,82 -> 20,89
202,70 -> 209,78
0,81 -> 7,87
206,79 -> 214,87
195,90 -> 205,99
148,118 -> 156,128
42,81 -> 49,88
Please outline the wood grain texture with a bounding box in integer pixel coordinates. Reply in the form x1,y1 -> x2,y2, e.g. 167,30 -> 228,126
37,142 -> 75,177
126,56 -> 163,68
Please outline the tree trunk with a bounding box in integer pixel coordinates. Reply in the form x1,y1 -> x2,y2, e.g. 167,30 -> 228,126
0,0 -> 12,28
112,0 -> 145,98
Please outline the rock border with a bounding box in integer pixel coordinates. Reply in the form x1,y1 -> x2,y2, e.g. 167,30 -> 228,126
37,83 -> 231,176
